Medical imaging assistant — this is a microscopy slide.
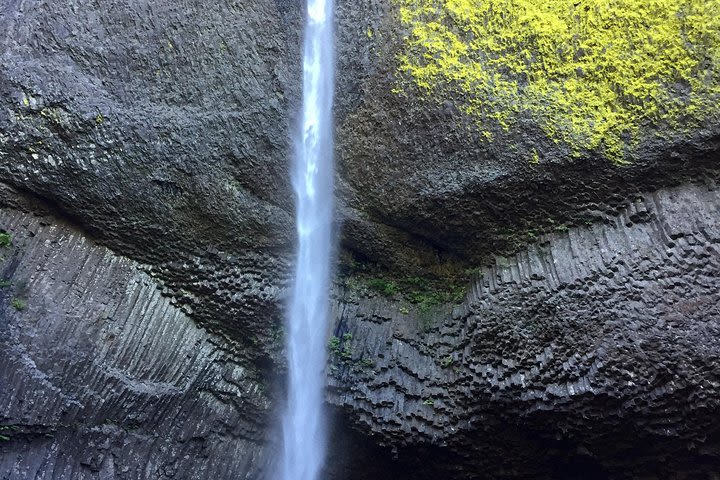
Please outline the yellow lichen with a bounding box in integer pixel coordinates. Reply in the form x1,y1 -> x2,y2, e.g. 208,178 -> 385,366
394,0 -> 720,162
531,149 -> 540,164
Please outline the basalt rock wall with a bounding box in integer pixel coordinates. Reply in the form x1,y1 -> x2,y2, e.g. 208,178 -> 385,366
0,199 -> 273,479
326,183 -> 720,479
1,0 -> 719,478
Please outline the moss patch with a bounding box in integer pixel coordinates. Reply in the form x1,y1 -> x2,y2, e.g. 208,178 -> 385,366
10,298 -> 26,311
394,0 -> 720,162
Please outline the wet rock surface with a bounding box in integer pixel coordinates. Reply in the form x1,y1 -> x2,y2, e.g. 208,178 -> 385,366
0,0 -> 719,478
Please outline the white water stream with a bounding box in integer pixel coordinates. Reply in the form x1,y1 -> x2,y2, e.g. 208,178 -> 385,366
281,0 -> 335,479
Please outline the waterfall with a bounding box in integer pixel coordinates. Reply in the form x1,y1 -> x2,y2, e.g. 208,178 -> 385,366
281,0 -> 335,479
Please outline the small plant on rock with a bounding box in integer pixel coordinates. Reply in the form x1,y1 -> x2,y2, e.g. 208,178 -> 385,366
367,278 -> 398,296
340,333 -> 353,360
327,335 -> 341,354
360,357 -> 374,369
0,425 -> 18,441
328,333 -> 354,364
10,298 -> 26,311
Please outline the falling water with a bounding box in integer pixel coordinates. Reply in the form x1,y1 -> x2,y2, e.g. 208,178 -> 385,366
281,0 -> 335,479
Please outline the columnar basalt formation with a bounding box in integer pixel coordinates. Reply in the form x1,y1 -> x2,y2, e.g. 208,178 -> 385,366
0,203 -> 273,479
326,183 -> 720,479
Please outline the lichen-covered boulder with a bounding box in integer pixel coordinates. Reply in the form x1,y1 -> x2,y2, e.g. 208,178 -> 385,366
337,0 -> 720,270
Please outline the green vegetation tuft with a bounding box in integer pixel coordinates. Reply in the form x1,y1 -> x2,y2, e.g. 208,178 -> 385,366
360,357 -> 375,368
328,335 -> 341,352
404,276 -> 465,311
10,298 -> 26,311
394,0 -> 720,162
359,274 -> 467,315
440,355 -> 454,368
328,333 -> 354,363
0,425 -> 18,441
0,232 -> 10,248
367,278 -> 399,296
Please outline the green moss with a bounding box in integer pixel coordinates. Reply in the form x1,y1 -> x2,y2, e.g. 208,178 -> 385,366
358,274 -> 467,309
0,232 -> 10,248
0,425 -> 19,442
367,278 -> 399,296
440,355 -> 454,368
394,0 -> 720,162
10,298 -> 26,311
530,149 -> 540,165
39,107 -> 65,126
360,357 -> 375,368
328,333 -> 354,363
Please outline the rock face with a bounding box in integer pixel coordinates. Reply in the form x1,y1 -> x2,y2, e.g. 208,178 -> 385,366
0,199 -> 273,479
0,0 -> 302,377
1,0 -> 719,479
327,183 -> 720,479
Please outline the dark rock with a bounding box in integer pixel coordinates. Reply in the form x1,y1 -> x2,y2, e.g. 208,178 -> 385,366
0,201 -> 275,479
326,183 -> 720,479
0,0 -> 719,478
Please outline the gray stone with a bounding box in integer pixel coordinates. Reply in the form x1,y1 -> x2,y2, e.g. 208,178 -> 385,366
0,203 -> 274,479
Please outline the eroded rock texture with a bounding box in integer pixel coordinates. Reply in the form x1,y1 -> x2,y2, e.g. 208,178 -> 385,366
0,203 -> 273,479
328,183 -> 720,479
0,0 -> 299,368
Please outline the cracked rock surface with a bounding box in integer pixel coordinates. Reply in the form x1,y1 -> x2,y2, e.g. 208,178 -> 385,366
0,201 -> 274,479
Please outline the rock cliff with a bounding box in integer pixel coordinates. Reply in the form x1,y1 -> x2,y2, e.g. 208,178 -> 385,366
1,0 -> 719,478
